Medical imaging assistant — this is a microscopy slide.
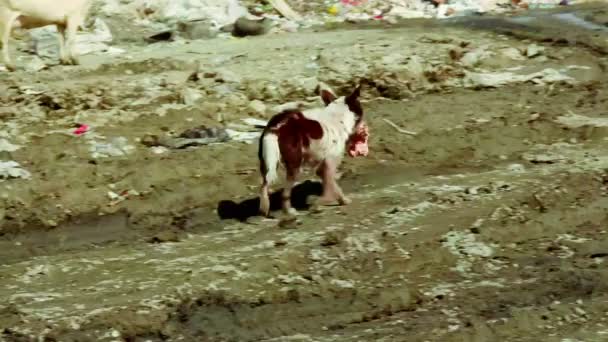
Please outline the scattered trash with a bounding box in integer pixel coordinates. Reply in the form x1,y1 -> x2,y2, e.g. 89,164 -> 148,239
555,111 -> 608,128
23,56 -> 47,72
120,0 -> 248,29
248,100 -> 267,115
463,68 -> 574,88
180,88 -> 203,106
382,118 -> 418,136
526,44 -> 545,58
178,126 -> 227,139
151,146 -> 169,154
0,139 -> 21,152
177,19 -> 218,40
0,161 -> 31,180
73,124 -> 90,136
460,47 -> 494,68
90,137 -> 135,159
241,118 -> 268,128
522,150 -> 567,164
19,86 -> 45,96
142,126 -> 231,149
107,189 -> 140,206
328,4 -> 340,16
499,47 -> 526,61
232,17 -> 273,37
225,129 -> 261,143
18,264 -> 51,284
267,0 -> 302,22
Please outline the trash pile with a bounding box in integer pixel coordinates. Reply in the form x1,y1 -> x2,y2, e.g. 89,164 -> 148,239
319,0 -> 596,22
100,0 -> 249,29
16,0 -> 598,64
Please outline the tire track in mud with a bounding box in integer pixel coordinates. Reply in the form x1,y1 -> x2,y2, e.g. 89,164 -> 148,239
2,147 -> 608,341
0,80 -> 603,264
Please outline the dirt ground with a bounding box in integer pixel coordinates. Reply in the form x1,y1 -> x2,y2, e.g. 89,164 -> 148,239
1,3 -> 608,341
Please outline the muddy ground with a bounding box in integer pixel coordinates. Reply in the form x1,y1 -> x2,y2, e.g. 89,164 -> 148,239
1,3 -> 608,341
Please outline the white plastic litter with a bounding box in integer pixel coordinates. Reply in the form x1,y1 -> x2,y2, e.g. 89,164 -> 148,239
0,161 -> 31,180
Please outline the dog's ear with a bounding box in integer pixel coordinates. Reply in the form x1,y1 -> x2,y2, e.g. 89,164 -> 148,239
345,83 -> 363,120
316,82 -> 337,106
320,90 -> 337,106
346,83 -> 361,102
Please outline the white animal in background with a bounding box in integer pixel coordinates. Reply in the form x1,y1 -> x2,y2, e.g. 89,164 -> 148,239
0,0 -> 92,71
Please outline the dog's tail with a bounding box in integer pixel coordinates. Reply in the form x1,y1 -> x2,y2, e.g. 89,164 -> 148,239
258,131 -> 280,185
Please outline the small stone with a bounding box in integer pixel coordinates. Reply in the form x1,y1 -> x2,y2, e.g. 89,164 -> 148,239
181,87 -> 203,106
177,20 -> 217,40
248,100 -> 266,115
465,187 -> 478,195
461,47 -> 493,68
147,231 -> 180,243
140,134 -> 160,147
151,146 -> 169,154
449,47 -> 465,61
232,16 -> 272,37
24,56 -> 47,72
278,216 -> 299,229
499,47 -> 525,60
215,69 -> 242,84
508,164 -> 525,172
321,231 -> 345,246
526,44 -> 545,58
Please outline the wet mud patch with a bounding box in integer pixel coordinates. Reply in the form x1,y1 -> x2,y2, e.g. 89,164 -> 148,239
165,286 -> 414,342
444,4 -> 608,56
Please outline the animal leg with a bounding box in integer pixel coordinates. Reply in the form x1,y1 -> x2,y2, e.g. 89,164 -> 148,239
56,24 -> 69,65
315,159 -> 348,206
1,12 -> 19,71
64,15 -> 81,65
259,179 -> 271,217
282,169 -> 299,217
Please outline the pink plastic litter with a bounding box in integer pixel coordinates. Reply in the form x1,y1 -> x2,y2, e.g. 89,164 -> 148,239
347,121 -> 369,157
341,0 -> 364,5
73,124 -> 89,135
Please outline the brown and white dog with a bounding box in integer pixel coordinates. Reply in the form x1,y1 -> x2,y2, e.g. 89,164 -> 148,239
258,83 -> 368,217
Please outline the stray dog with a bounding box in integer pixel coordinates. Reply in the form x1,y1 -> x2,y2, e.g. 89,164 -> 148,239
258,83 -> 369,217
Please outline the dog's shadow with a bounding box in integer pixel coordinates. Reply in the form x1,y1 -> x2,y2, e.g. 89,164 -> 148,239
217,180 -> 323,221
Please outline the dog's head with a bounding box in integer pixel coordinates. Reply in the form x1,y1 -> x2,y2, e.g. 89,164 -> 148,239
316,82 -> 369,157
317,82 -> 364,128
